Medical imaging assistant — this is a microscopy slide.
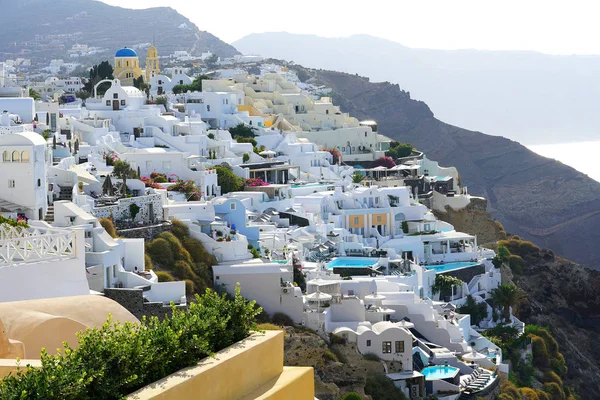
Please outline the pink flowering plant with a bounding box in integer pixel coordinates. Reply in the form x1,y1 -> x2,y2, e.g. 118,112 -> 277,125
245,178 -> 269,187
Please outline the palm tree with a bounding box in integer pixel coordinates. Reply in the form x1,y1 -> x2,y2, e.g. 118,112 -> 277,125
491,284 -> 524,323
352,172 -> 365,184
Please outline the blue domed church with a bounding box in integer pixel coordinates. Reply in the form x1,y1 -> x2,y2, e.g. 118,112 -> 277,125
113,47 -> 143,86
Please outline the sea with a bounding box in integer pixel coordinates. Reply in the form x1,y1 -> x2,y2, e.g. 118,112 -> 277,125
528,141 -> 600,183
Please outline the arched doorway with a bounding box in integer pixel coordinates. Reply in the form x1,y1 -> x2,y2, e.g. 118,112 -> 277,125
395,213 -> 406,235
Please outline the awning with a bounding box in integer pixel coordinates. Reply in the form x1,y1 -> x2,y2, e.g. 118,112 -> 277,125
0,198 -> 25,212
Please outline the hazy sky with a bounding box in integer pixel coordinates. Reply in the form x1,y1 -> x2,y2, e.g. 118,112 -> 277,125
98,0 -> 600,55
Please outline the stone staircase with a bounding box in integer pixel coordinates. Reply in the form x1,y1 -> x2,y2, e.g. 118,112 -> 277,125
44,205 -> 54,223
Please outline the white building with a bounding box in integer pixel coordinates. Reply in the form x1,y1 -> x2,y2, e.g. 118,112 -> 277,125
0,130 -> 49,220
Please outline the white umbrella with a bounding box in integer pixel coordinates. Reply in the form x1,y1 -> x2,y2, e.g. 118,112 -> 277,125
259,150 -> 276,156
305,291 -> 333,301
365,292 -> 386,302
396,320 -> 415,329
462,349 -> 487,362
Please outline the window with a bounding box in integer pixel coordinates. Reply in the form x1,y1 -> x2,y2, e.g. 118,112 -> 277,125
158,80 -> 163,85
230,202 -> 236,210
382,341 -> 392,354
207,105 -> 211,112
395,341 -> 404,353
121,100 -> 126,106
366,340 -> 371,347
106,100 -> 111,106
8,180 -> 15,188
37,178 -> 41,187
326,109 -> 329,115
354,216 -> 359,225
365,132 -> 368,137
180,80 -> 183,85
2,151 -> 9,162
11,151 -> 20,162
85,231 -> 92,238
113,93 -> 118,99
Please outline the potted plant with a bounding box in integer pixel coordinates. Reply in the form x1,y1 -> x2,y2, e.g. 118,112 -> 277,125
230,230 -> 237,235
217,238 -> 224,242
225,236 -> 231,242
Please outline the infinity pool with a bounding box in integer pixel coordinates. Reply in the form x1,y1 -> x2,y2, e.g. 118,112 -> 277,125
421,366 -> 460,380
327,257 -> 380,269
424,261 -> 481,274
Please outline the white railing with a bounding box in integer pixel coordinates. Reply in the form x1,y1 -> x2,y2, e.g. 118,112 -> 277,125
0,227 -> 76,266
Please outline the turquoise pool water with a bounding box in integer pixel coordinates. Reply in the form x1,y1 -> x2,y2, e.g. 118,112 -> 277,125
271,260 -> 290,265
327,257 -> 380,269
424,261 -> 481,274
421,366 -> 460,380
291,183 -> 331,188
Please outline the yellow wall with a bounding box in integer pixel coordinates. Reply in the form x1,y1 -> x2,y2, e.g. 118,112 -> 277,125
128,331 -> 314,400
372,213 -> 388,226
348,214 -> 366,229
114,56 -> 143,85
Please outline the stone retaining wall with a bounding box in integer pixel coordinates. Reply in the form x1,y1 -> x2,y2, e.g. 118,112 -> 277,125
117,221 -> 173,241
104,288 -> 186,320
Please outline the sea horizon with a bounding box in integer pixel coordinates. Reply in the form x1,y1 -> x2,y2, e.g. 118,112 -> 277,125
528,140 -> 600,183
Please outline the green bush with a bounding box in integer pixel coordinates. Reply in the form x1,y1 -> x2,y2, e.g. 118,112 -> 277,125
542,382 -> 564,400
0,287 -> 259,399
544,371 -> 563,386
323,349 -> 338,362
214,165 -> 244,194
158,231 -> 192,263
362,353 -> 380,362
99,218 -> 117,238
532,335 -> 551,369
184,279 -> 195,295
182,237 -> 217,266
171,219 -> 190,241
144,254 -> 153,270
155,271 -> 174,282
365,372 -> 408,400
507,254 -> 525,274
339,393 -> 362,400
147,238 -> 175,267
457,295 -> 488,325
519,387 -> 540,400
271,312 -> 294,326
329,333 -> 347,345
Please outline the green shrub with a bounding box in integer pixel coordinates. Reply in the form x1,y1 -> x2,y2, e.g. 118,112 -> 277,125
507,254 -> 525,274
129,203 -> 140,220
214,165 -> 245,194
182,237 -> 217,266
256,323 -> 283,331
99,218 -> 117,238
158,231 -> 192,263
519,387 -> 540,400
362,353 -> 380,362
155,271 -> 174,282
458,295 -> 488,325
537,390 -> 551,400
323,350 -> 338,362
171,219 -> 190,241
0,287 -> 260,398
532,335 -> 551,369
542,382 -> 564,400
184,279 -> 195,295
144,254 -> 153,270
551,353 -> 568,376
147,238 -> 174,267
271,312 -> 294,326
365,372 -> 408,400
544,370 -> 563,387
329,333 -> 347,345
339,393 -> 362,400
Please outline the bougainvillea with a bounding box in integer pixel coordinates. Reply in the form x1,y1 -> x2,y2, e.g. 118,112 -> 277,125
245,178 -> 269,187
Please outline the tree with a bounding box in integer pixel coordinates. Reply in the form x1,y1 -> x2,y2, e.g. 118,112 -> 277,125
228,123 -> 256,139
76,91 -> 90,101
491,284 -> 525,323
28,88 -> 41,100
242,153 -> 250,163
82,61 -> 114,94
386,142 -> 413,160
112,160 -> 136,196
457,295 -> 489,326
172,75 -> 210,94
214,165 -> 244,194
205,54 -> 219,69
352,172 -> 365,184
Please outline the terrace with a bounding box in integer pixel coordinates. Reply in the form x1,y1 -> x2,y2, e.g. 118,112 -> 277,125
0,224 -> 76,267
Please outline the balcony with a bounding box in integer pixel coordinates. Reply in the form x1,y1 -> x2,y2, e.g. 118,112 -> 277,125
0,225 -> 76,267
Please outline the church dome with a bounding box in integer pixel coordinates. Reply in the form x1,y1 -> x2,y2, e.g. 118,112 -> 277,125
115,47 -> 138,58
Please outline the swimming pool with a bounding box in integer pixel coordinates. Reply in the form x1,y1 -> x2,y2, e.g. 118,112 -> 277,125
271,260 -> 290,265
291,183 -> 331,188
421,366 -> 460,380
327,257 -> 380,269
424,261 -> 481,274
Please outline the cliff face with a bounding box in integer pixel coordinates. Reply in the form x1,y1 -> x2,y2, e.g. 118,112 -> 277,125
311,69 -> 600,268
0,0 -> 239,60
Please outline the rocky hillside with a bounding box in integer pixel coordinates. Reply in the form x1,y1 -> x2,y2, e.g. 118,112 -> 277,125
307,68 -> 600,268
0,0 -> 239,62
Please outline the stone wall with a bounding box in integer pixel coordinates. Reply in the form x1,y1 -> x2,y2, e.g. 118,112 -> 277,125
92,194 -> 163,225
104,288 -> 186,320
117,221 -> 173,240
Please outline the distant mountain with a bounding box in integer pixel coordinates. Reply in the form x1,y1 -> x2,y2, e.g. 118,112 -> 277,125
0,0 -> 239,62
234,32 -> 600,145
301,67 -> 600,268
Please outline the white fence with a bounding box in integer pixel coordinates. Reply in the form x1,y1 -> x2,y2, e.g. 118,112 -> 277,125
0,225 -> 76,266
